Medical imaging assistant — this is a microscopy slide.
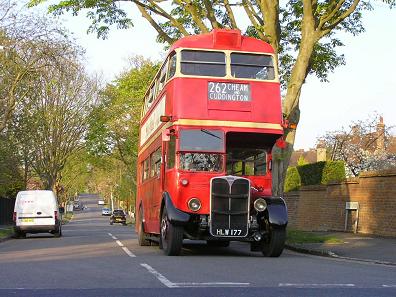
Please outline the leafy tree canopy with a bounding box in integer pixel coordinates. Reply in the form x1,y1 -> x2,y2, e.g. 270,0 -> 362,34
28,0 -> 396,194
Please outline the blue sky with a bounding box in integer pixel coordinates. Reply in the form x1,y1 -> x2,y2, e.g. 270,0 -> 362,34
43,2 -> 396,150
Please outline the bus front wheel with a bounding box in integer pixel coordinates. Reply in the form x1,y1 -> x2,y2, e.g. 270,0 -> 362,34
261,227 -> 286,257
160,208 -> 183,256
137,209 -> 150,246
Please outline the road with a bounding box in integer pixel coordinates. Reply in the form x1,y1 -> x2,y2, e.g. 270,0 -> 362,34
0,194 -> 395,297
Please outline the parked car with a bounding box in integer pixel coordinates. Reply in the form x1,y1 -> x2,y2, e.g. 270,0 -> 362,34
13,190 -> 63,238
73,203 -> 81,211
102,208 -> 111,216
98,200 -> 105,205
110,209 -> 127,225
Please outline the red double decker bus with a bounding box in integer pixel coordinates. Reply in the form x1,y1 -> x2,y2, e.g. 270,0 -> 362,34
136,29 -> 287,256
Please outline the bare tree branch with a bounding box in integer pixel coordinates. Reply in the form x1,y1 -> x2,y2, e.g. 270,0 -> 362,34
320,0 -> 361,37
135,4 -> 175,44
203,0 -> 221,29
223,0 -> 238,29
174,0 -> 210,33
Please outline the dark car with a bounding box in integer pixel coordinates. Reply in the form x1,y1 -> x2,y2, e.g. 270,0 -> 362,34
110,209 -> 127,225
73,203 -> 81,211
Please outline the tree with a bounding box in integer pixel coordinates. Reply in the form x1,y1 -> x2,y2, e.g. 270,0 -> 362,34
85,56 -> 159,198
0,1 -> 73,133
297,155 -> 308,166
29,0 -> 395,193
318,114 -> 396,177
9,42 -> 98,193
0,135 -> 24,197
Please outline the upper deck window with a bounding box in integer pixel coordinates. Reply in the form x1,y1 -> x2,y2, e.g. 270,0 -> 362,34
180,50 -> 226,77
168,53 -> 177,80
179,129 -> 224,152
231,53 -> 275,80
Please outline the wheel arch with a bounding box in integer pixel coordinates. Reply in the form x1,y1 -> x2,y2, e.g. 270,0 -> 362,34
161,192 -> 190,226
264,197 -> 288,227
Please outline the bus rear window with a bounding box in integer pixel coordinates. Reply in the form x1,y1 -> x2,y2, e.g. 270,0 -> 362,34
180,129 -> 224,152
231,53 -> 275,80
181,50 -> 226,77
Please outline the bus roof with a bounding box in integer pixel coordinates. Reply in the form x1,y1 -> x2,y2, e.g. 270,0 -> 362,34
169,29 -> 274,54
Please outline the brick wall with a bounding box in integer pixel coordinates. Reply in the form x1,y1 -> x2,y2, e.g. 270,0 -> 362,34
284,169 -> 396,237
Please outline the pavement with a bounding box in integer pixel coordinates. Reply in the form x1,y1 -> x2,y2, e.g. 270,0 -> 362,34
1,222 -> 395,265
286,231 -> 396,266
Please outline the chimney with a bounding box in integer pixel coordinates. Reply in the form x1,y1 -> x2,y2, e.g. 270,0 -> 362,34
316,140 -> 327,162
376,116 -> 385,152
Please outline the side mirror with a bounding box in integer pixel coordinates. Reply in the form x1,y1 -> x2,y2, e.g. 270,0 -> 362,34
59,207 -> 65,214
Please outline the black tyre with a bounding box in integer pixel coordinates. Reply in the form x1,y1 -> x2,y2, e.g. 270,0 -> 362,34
14,230 -> 26,239
262,227 -> 286,257
207,240 -> 230,247
160,208 -> 183,256
110,221 -> 113,225
137,209 -> 150,246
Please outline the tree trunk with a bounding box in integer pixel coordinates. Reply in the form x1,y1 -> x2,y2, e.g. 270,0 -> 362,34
272,22 -> 318,195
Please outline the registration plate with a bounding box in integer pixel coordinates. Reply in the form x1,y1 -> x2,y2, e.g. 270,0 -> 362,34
215,229 -> 242,236
21,218 -> 34,223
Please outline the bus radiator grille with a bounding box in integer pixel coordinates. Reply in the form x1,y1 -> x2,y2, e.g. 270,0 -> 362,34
210,176 -> 250,237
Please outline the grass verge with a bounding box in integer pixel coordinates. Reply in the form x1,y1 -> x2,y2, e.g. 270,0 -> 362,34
62,213 -> 74,225
287,229 -> 343,245
0,227 -> 14,240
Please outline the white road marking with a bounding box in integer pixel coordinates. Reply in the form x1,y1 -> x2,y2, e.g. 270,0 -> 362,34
279,283 -> 355,288
174,282 -> 250,287
140,263 -> 178,288
383,285 -> 396,287
108,233 -> 136,257
140,263 -> 250,288
107,232 -> 118,240
122,246 -> 136,258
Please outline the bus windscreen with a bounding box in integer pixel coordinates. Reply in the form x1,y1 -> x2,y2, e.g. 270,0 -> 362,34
179,129 -> 224,152
180,153 -> 223,172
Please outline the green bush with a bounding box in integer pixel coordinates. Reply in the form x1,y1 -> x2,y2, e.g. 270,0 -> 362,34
321,161 -> 346,184
284,166 -> 301,192
284,161 -> 345,191
297,161 -> 326,186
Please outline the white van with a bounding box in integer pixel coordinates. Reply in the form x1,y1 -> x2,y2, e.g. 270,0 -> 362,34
13,190 -> 63,238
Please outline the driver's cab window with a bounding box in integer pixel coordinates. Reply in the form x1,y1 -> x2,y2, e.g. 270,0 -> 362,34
226,148 -> 266,176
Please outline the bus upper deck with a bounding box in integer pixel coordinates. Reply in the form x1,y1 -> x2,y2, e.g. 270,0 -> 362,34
139,29 -> 283,150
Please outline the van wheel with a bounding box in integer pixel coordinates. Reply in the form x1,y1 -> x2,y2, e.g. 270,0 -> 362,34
137,209 -> 150,246
14,231 -> 26,239
160,208 -> 183,256
261,227 -> 286,257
